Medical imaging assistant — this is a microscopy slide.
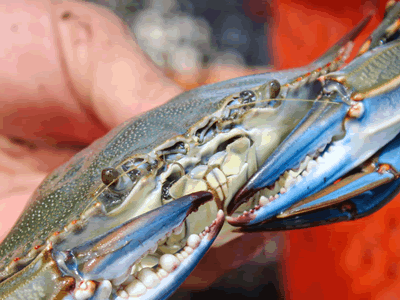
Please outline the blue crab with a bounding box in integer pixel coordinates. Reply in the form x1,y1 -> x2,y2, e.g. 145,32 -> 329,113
1,1 -> 400,299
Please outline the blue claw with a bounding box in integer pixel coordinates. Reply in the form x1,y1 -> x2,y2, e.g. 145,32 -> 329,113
240,178 -> 400,231
53,191 -> 213,281
52,192 -> 225,299
126,210 -> 225,300
228,39 -> 400,227
239,132 -> 400,230
280,131 -> 400,218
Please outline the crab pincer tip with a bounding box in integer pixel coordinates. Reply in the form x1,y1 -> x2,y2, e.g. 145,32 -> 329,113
187,191 -> 214,215
226,213 -> 255,226
227,187 -> 255,216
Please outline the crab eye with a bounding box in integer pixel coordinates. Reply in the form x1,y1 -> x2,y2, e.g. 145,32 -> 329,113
269,80 -> 280,99
98,163 -> 143,212
101,168 -> 120,186
101,167 -> 134,193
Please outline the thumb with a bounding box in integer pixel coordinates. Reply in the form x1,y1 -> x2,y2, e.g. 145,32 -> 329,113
0,0 -> 183,146
54,0 -> 184,129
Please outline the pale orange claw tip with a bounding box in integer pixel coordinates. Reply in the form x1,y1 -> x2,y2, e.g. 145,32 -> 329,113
385,0 -> 397,13
334,178 -> 342,184
351,93 -> 364,101
46,242 -> 54,251
357,38 -> 371,56
378,164 -> 392,173
348,102 -> 364,119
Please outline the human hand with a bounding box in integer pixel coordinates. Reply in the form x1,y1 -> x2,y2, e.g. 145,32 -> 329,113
0,0 -> 183,235
0,0 -> 277,290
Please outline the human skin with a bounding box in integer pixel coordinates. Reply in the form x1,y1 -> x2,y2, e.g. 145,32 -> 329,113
0,0 -> 275,290
0,0 -> 183,241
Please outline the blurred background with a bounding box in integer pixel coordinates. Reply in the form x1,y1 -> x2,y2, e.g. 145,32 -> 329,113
86,0 -> 273,89
83,1 -> 400,299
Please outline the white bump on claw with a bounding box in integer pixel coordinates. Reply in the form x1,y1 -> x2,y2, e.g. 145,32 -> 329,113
306,160 -> 318,172
284,177 -> 295,189
187,234 -> 201,249
125,279 -> 147,297
160,254 -> 180,273
176,253 -> 185,262
184,246 -> 194,254
157,268 -> 169,279
259,195 -> 269,206
74,280 -> 96,300
116,289 -> 129,300
136,268 -> 160,288
95,280 -> 112,300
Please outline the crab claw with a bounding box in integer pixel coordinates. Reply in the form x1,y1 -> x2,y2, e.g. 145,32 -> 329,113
356,1 -> 400,56
239,132 -> 400,231
239,177 -> 400,231
115,209 -> 225,300
279,131 -> 400,219
228,39 -> 400,226
226,81 -> 350,224
52,191 -> 225,299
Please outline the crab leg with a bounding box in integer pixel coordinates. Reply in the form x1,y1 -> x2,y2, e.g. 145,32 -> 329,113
356,1 -> 400,56
228,38 -> 400,226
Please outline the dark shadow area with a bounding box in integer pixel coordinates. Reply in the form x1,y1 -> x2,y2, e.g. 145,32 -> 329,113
171,261 -> 283,299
